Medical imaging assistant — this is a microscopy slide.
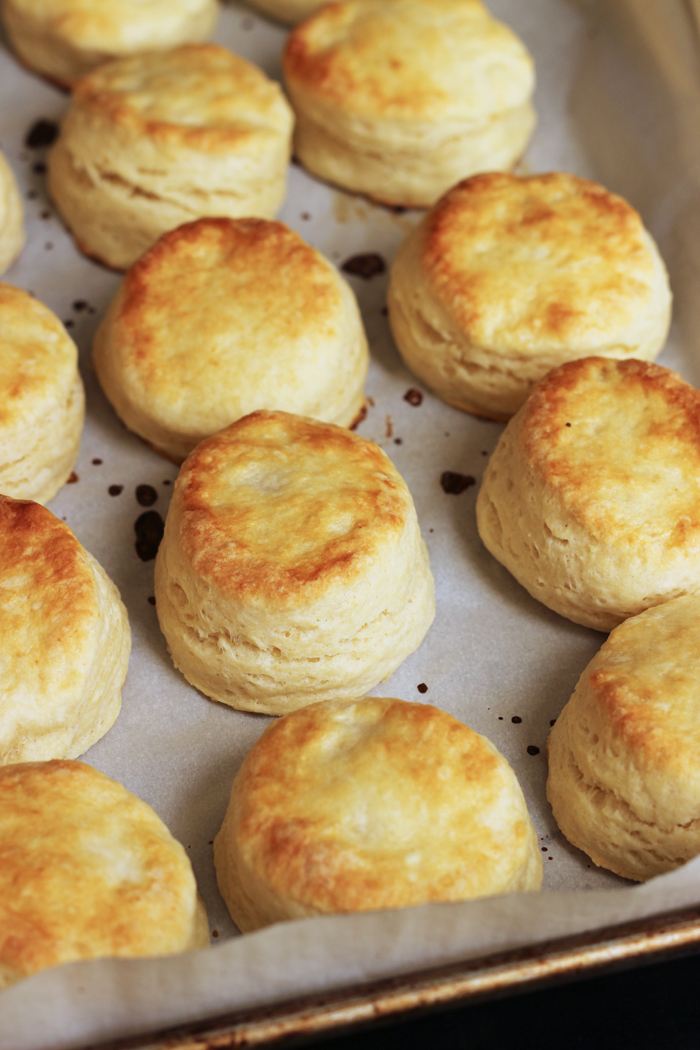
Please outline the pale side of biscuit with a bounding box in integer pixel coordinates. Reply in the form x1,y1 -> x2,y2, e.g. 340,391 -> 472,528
0,760 -> 208,989
215,697 -> 543,931
93,218 -> 369,462
0,151 -> 24,274
388,173 -> 672,420
155,412 -> 435,715
0,283 -> 85,504
283,0 -> 535,208
246,0 -> 326,25
547,595 -> 700,881
476,357 -> 700,631
1,0 -> 219,86
47,45 -> 294,270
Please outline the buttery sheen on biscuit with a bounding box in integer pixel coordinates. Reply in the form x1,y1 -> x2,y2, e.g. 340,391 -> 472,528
388,173 -> 672,420
547,595 -> 700,881
215,696 -> 543,931
47,45 -> 294,270
283,0 -> 535,208
0,152 -> 24,274
0,496 -> 131,765
476,358 -> 700,631
93,218 -> 369,462
1,0 -> 219,87
155,412 -> 435,714
0,760 -> 209,989
0,282 -> 84,503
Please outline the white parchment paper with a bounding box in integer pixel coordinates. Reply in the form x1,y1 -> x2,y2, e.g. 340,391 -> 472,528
2,0 -> 700,1046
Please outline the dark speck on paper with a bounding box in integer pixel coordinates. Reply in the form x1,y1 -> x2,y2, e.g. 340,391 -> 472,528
136,484 -> 158,507
25,119 -> 58,148
440,472 -> 475,495
67,472 -> 78,484
527,745 -> 541,756
511,716 -> 522,724
417,683 -> 428,694
135,511 -> 164,561
108,484 -> 123,496
403,388 -> 423,406
341,253 -> 386,279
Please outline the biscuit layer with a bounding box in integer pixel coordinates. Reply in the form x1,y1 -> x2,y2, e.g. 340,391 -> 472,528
0,152 -> 24,274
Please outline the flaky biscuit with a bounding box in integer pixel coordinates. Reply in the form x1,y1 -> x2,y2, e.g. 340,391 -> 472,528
476,358 -> 700,631
215,697 -> 543,931
0,496 -> 131,765
47,45 -> 294,270
388,173 -> 672,420
1,0 -> 219,87
283,0 -> 535,208
93,218 -> 369,462
0,152 -> 24,274
547,595 -> 700,881
0,283 -> 84,503
155,411 -> 435,715
0,760 -> 209,989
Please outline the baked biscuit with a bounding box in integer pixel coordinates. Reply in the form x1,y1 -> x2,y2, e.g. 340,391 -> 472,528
0,495 -> 131,765
215,696 -> 543,932
155,412 -> 435,714
0,760 -> 209,989
0,151 -> 24,274
1,0 -> 219,87
47,45 -> 294,270
283,0 -> 535,208
93,217 -> 369,462
246,0 -> 325,25
0,283 -> 84,504
388,173 -> 672,420
476,358 -> 700,632
547,594 -> 700,881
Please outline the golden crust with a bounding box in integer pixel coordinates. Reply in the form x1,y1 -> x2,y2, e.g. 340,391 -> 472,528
0,760 -> 208,989
215,697 -> 542,931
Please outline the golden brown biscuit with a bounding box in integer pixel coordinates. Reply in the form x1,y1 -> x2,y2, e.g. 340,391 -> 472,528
215,696 -> 543,931
283,0 -> 535,208
1,0 -> 219,87
93,218 -> 369,462
388,173 -> 672,420
0,151 -> 24,274
476,357 -> 700,631
0,496 -> 131,765
547,594 -> 700,881
0,760 -> 209,989
47,45 -> 294,270
155,411 -> 435,714
0,282 -> 84,503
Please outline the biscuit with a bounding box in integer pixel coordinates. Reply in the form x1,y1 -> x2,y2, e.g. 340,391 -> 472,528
388,173 -> 672,420
0,283 -> 84,504
93,218 -> 369,462
246,0 -> 325,25
283,0 -> 535,208
0,495 -> 131,765
547,594 -> 700,881
155,411 -> 435,715
0,151 -> 24,274
476,357 -> 700,632
47,45 -> 294,270
215,696 -> 543,931
0,759 -> 209,989
1,0 -> 219,87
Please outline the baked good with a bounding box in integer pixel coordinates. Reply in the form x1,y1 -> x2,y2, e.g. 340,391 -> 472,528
283,0 -> 535,208
0,0 -> 219,87
47,45 -> 294,270
93,217 -> 369,462
0,282 -> 84,504
0,759 -> 209,989
155,411 -> 435,714
215,696 -> 543,931
0,495 -> 131,765
388,172 -> 672,420
547,594 -> 700,881
476,357 -> 700,631
0,151 -> 24,274
246,0 -> 325,25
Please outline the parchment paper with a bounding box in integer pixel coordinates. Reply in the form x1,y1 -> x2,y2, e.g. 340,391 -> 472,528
2,1 -> 700,1047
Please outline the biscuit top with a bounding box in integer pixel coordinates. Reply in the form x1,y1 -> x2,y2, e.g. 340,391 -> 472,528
71,45 -> 292,151
283,0 -> 534,122
230,697 -> 539,910
174,411 -> 413,603
422,173 -> 670,352
0,283 -> 78,431
517,357 -> 700,551
9,0 -> 216,48
0,760 -> 201,987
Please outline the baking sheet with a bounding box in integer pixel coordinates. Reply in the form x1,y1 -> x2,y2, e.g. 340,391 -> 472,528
3,0 -> 700,1047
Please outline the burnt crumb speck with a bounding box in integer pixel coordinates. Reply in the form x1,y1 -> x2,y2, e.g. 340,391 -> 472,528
341,253 -> 386,279
301,211 -> 311,220
350,404 -> 367,430
212,930 -> 219,938
44,242 -> 53,250
135,510 -> 164,561
527,745 -> 541,756
394,438 -> 402,445
403,388 -> 423,406
135,483 -> 158,507
541,847 -> 548,852
25,119 -> 59,148
163,479 -> 171,486
40,210 -> 51,219
511,716 -> 522,724
417,683 -> 428,694
32,162 -> 47,175
566,422 -> 572,427
92,458 -> 102,465
440,472 -> 475,495
63,319 -> 74,328
73,300 -> 88,312
108,484 -> 123,496
498,716 -> 504,720
482,450 -> 488,456
147,596 -> 156,605
67,471 -> 78,484
390,204 -> 407,214
550,718 -> 557,727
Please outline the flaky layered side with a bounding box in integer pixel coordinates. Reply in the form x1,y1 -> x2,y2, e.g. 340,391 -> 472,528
0,152 -> 24,274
